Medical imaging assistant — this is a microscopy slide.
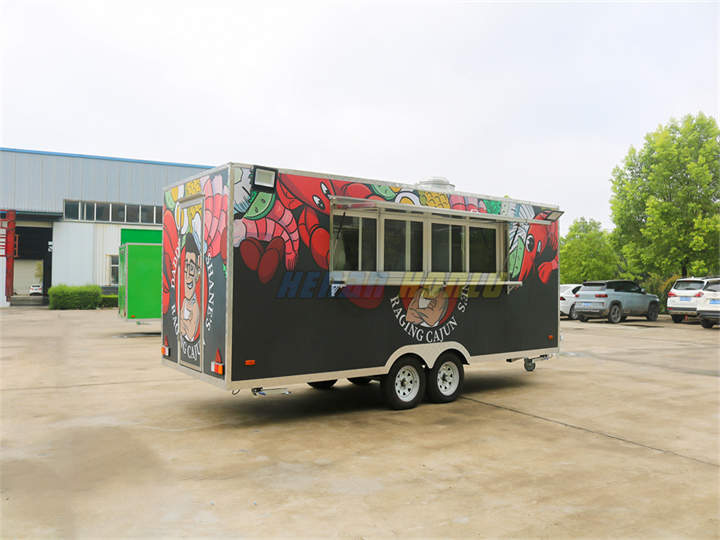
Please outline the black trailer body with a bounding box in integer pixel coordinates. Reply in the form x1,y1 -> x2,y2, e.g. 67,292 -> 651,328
161,164 -> 561,408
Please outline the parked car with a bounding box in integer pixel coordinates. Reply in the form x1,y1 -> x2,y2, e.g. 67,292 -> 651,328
697,279 -> 720,329
574,280 -> 660,323
559,284 -> 582,319
28,284 -> 43,296
667,277 -> 717,323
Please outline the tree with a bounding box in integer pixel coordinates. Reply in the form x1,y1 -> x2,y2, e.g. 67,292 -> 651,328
559,218 -> 619,283
610,113 -> 720,278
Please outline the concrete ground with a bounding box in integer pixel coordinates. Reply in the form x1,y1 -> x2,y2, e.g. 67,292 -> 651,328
1,308 -> 718,539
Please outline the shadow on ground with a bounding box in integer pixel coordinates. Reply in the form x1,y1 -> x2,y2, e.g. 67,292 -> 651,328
171,371 -> 532,428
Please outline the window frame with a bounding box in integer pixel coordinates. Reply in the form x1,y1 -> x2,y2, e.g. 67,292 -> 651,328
331,212 -> 378,272
62,200 -> 162,226
380,212 -> 426,274
63,200 -> 80,220
109,254 -> 119,286
95,202 -> 111,222
329,208 -> 505,285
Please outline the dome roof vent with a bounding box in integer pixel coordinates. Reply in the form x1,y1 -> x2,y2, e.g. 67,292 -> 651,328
416,176 -> 455,192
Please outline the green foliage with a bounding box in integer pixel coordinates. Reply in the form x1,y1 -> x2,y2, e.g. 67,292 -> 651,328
560,218 -> 619,283
639,273 -> 680,313
100,295 -> 118,308
48,285 -> 102,310
610,112 -> 720,278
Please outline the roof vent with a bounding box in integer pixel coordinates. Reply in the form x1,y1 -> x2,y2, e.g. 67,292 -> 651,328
416,176 -> 455,192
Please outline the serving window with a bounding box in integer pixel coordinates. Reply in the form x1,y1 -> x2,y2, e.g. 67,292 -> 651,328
384,219 -> 423,272
330,208 -> 504,282
332,215 -> 377,272
469,226 -> 496,273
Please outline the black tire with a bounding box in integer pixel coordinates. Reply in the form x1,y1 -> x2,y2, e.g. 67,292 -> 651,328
646,303 -> 659,321
608,304 -> 622,324
700,318 -> 715,329
308,379 -> 337,390
426,354 -> 464,403
578,314 -> 588,322
569,304 -> 578,320
381,356 -> 426,410
348,376 -> 372,385
671,314 -> 684,323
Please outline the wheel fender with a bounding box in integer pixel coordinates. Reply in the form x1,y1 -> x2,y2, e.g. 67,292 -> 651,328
384,341 -> 470,371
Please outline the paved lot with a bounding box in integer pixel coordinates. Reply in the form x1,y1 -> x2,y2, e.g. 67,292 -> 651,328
1,308 -> 718,538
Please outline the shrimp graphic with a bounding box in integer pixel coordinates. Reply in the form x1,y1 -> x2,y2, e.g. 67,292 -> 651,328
233,172 -> 384,288
234,195 -> 300,284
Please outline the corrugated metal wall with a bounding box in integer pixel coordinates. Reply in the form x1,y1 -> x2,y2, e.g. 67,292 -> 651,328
0,149 -> 211,213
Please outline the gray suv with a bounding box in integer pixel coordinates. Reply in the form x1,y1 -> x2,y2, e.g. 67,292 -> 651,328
574,280 -> 660,323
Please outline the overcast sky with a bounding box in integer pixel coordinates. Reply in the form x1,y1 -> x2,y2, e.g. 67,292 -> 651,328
1,0 -> 717,233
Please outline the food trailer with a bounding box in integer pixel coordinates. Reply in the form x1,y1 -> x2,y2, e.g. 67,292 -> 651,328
118,242 -> 162,321
161,163 -> 562,409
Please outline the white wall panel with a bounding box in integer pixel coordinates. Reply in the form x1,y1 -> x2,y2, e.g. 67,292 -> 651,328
52,222 -> 94,286
0,257 -> 8,307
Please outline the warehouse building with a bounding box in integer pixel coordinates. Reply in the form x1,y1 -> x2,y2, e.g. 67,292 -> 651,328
0,148 -> 210,305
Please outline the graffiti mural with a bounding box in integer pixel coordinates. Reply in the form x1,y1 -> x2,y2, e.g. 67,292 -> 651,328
234,172 -> 558,284
507,208 -> 559,284
162,171 -> 229,377
231,171 -> 558,344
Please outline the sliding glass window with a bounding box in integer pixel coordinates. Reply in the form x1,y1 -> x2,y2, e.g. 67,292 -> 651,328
431,223 -> 465,272
383,219 -> 422,272
332,216 -> 377,271
469,226 -> 497,273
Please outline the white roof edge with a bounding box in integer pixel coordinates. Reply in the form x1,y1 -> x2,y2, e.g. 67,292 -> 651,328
225,162 -> 561,211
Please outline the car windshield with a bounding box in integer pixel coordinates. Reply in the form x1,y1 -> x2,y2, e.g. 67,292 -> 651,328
704,281 -> 720,292
673,280 -> 704,291
582,283 -> 606,291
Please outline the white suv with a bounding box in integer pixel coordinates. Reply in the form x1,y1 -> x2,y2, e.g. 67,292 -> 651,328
667,277 -> 718,323
697,279 -> 720,329
559,284 -> 582,319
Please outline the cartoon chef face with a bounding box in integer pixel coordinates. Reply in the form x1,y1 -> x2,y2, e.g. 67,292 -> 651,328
406,286 -> 449,327
183,235 -> 200,301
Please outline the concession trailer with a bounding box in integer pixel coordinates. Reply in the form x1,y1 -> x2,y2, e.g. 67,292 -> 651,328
160,163 -> 562,409
118,242 -> 162,321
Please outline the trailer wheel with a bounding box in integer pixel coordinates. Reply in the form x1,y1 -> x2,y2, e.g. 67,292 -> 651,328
381,357 -> 426,410
348,377 -> 372,385
426,354 -> 464,403
308,380 -> 337,390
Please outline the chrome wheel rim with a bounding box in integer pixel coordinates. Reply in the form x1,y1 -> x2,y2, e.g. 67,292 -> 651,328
436,361 -> 460,396
394,365 -> 420,402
